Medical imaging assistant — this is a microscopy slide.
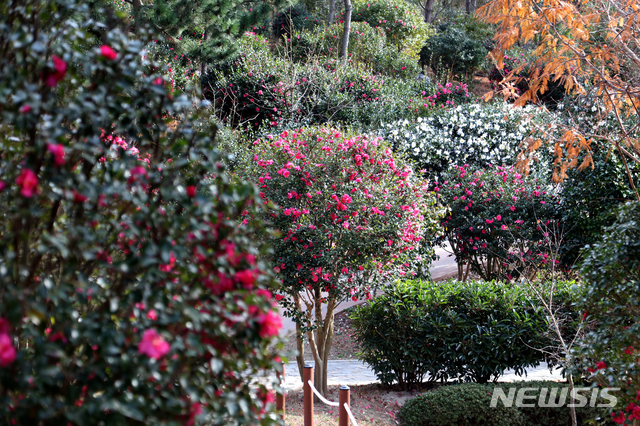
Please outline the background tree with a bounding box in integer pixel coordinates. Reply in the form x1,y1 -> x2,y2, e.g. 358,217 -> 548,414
0,1 -> 284,424
88,0 -> 287,67
477,0 -> 640,194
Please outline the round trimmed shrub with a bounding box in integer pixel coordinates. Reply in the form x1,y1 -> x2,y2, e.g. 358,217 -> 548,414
351,279 -> 566,386
399,383 -> 526,426
399,381 -> 615,426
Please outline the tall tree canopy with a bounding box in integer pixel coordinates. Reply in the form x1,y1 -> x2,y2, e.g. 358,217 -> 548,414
478,0 -> 640,193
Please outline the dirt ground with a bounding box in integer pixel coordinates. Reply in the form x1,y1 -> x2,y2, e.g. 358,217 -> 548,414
282,382 -> 441,426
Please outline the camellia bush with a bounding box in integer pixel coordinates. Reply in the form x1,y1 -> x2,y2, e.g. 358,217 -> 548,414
247,127 -> 441,395
381,102 -> 549,181
0,1 -> 283,425
433,164 -> 558,281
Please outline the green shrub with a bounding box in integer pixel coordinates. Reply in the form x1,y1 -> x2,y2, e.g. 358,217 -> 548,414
399,383 -> 526,426
419,21 -> 487,80
399,381 -> 615,426
351,279 -> 567,387
349,0 -> 434,57
289,22 -> 420,78
0,1 -> 283,424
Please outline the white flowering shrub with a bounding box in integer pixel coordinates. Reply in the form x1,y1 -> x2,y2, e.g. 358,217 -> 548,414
381,102 -> 549,180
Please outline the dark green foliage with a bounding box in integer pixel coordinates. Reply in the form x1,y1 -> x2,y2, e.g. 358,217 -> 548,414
398,381 -> 615,426
350,279 -> 576,387
572,201 -> 640,413
557,143 -> 640,269
419,20 -> 487,80
272,4 -> 319,38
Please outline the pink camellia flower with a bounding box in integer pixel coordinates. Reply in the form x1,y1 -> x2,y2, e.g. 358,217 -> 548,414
16,168 -> 38,198
153,77 -> 163,86
45,55 -> 67,87
138,329 -> 170,360
0,181 -> 6,192
0,333 -> 16,367
147,309 -> 158,321
186,185 -> 196,198
20,104 -> 31,114
100,45 -> 118,60
258,310 -> 282,338
235,269 -> 257,289
47,144 -> 65,166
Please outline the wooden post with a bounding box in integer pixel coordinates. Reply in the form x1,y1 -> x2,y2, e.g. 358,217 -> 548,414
276,362 -> 285,420
303,364 -> 314,426
339,385 -> 350,426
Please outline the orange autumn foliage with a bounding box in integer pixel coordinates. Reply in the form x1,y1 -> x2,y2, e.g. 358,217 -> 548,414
477,0 -> 640,193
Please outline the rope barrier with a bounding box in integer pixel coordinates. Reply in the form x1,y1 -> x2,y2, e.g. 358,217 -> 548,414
307,380 -> 340,407
344,402 -> 359,426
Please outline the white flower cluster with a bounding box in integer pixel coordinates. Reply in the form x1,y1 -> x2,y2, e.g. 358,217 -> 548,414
380,102 -> 543,179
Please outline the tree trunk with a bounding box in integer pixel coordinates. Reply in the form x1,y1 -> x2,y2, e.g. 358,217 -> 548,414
465,0 -> 471,14
299,289 -> 338,398
424,0 -> 434,23
293,294 -> 306,382
328,0 -> 337,25
131,0 -> 143,33
339,0 -> 352,65
200,27 -> 209,76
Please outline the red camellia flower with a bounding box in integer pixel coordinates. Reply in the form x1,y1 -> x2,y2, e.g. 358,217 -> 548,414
258,310 -> 282,338
47,143 -> 65,166
15,168 -> 38,198
0,334 -> 16,367
186,185 -> 196,198
596,361 -> 607,370
45,55 -> 67,87
0,181 -> 6,192
612,411 -> 626,424
153,77 -> 163,86
72,190 -> 88,203
138,329 -> 170,360
100,45 -> 118,60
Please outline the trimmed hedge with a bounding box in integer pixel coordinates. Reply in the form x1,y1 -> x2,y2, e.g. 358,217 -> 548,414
399,381 -> 615,426
351,279 -> 578,387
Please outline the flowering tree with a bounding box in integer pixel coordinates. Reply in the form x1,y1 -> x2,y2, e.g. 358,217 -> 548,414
248,127 -> 440,396
0,1 -> 283,424
433,164 -> 558,281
